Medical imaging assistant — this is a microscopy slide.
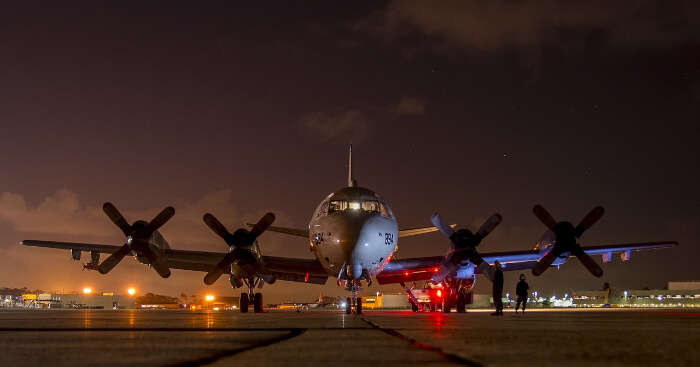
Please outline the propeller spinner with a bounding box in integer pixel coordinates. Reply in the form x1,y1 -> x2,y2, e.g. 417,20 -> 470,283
430,212 -> 502,282
531,205 -> 604,277
202,212 -> 275,285
98,202 -> 174,278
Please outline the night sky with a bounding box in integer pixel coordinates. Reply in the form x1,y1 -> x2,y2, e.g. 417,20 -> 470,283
1,2 -> 698,303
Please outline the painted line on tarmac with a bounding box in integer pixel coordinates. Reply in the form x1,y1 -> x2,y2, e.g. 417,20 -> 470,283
360,317 -> 484,367
167,328 -> 306,367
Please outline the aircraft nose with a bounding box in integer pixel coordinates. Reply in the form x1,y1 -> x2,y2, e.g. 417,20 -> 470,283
349,215 -> 386,279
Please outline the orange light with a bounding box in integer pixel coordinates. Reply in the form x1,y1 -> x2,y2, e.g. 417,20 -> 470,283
437,290 -> 442,298
82,287 -> 92,295
127,288 -> 136,296
205,294 -> 215,302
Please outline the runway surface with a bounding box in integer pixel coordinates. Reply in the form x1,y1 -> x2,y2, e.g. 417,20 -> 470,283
0,308 -> 698,367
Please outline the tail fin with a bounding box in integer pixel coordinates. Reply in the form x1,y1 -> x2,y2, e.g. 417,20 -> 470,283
347,145 -> 357,187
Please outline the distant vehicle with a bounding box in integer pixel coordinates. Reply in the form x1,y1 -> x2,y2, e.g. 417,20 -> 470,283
407,280 -> 474,313
21,147 -> 678,314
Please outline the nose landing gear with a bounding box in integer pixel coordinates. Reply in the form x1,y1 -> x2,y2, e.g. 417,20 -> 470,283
343,279 -> 363,314
239,277 -> 264,313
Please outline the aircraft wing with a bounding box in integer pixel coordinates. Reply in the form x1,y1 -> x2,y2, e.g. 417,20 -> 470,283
21,240 -> 123,254
376,241 -> 677,284
21,240 -> 327,284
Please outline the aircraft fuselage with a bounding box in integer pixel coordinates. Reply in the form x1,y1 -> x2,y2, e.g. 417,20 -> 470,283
308,186 -> 398,280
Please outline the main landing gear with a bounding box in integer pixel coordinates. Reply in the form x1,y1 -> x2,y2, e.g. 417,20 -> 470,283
344,280 -> 363,314
239,277 -> 264,313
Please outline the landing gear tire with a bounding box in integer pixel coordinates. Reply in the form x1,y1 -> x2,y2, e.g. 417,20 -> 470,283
253,293 -> 263,313
456,293 -> 466,313
345,297 -> 352,314
411,302 -> 419,312
240,293 -> 249,313
356,297 -> 362,314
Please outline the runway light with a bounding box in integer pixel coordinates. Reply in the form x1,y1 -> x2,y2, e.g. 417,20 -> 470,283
213,307 -> 220,311
205,294 -> 215,302
127,288 -> 136,296
83,287 -> 92,295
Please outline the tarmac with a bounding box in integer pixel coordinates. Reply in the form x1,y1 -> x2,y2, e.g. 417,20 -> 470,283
0,308 -> 698,367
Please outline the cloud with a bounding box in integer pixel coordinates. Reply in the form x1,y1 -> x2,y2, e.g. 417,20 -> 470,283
301,109 -> 373,143
395,97 -> 425,116
358,1 -> 700,51
0,189 -> 249,246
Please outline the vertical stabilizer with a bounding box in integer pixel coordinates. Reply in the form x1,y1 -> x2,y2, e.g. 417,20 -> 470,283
347,145 -> 354,187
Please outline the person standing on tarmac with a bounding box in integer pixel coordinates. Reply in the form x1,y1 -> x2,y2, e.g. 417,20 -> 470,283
515,274 -> 529,315
491,261 -> 504,316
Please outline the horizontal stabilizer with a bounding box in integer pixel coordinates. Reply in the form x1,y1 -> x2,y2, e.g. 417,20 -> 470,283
399,224 -> 456,238
246,224 -> 309,238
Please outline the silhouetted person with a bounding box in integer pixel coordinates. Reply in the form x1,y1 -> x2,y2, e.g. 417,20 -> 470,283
491,261 -> 504,316
515,273 -> 529,314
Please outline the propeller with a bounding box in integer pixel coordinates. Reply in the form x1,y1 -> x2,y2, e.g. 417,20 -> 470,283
97,202 -> 174,278
202,212 -> 275,285
430,212 -> 502,282
531,205 -> 604,277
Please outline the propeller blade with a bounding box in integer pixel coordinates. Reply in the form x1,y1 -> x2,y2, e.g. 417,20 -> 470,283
142,247 -> 171,278
475,261 -> 494,282
203,213 -> 232,242
573,247 -> 604,277
532,250 -> 560,276
203,252 -> 237,285
103,202 -> 131,236
475,213 -> 502,240
430,213 -> 455,238
575,206 -> 605,237
533,205 -> 557,230
97,244 -> 131,274
249,212 -> 276,239
146,206 -> 175,233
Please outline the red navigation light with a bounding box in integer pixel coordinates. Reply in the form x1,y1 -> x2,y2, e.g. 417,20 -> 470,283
305,272 -> 309,283
433,267 -> 439,272
404,271 -> 409,277
437,290 -> 442,298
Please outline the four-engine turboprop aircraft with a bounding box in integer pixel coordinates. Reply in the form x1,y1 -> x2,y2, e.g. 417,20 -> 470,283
21,147 -> 678,313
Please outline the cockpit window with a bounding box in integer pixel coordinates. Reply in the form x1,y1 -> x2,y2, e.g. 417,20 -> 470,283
315,201 -> 329,217
380,202 -> 393,218
329,200 -> 348,213
362,200 -> 379,212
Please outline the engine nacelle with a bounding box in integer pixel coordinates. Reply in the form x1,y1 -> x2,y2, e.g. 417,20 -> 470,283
455,262 -> 475,279
260,274 -> 276,285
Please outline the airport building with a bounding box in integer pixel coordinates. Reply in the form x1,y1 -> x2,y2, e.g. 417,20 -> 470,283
572,281 -> 700,307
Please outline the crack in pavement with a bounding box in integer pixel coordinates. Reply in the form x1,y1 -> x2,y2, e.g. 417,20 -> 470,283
361,317 -> 484,367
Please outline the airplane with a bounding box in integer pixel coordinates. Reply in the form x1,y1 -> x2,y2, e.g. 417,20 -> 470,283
21,146 -> 678,314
